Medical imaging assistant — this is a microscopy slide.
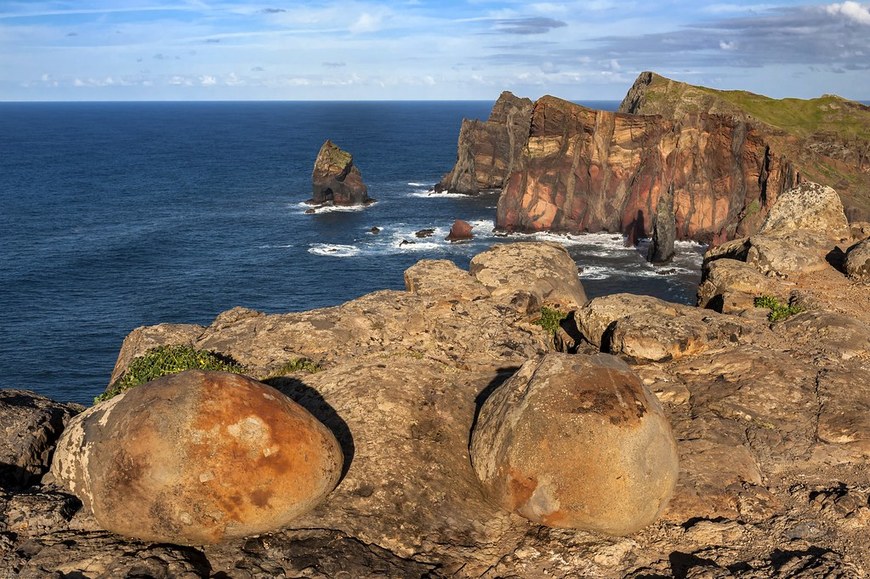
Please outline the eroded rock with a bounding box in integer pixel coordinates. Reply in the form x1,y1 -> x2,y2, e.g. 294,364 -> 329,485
470,353 -> 679,536
845,238 -> 870,282
51,371 -> 343,544
310,140 -> 372,206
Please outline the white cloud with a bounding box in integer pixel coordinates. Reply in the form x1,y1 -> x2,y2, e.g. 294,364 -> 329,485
720,40 -> 737,50
350,12 -> 382,34
826,1 -> 870,24
200,75 -> 217,86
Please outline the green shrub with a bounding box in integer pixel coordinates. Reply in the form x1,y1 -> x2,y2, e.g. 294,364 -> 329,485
95,345 -> 244,404
269,358 -> 322,376
753,295 -> 804,322
534,306 -> 568,335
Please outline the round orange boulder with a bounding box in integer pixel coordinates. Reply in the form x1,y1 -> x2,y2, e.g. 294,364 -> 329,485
51,370 -> 343,544
470,353 -> 678,536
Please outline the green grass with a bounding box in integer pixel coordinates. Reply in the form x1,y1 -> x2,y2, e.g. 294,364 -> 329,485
268,358 -> 322,376
534,306 -> 568,335
95,345 -> 244,404
753,295 -> 804,322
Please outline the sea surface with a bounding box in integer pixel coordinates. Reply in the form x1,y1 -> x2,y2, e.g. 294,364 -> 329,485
0,101 -> 704,404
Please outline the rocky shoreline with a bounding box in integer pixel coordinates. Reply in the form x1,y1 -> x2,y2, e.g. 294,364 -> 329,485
1,179 -> 869,577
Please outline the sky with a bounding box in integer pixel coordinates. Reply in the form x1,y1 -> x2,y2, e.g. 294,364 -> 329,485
0,1 -> 868,101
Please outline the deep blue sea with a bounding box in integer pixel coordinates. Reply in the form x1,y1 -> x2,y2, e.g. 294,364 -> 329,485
0,101 -> 704,404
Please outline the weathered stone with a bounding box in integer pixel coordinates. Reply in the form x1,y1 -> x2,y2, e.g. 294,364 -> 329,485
577,293 -> 679,348
470,353 -> 679,536
403,259 -> 490,301
779,310 -> 870,361
845,238 -> 870,282
469,241 -> 587,310
445,219 -> 474,241
758,181 -> 850,240
648,184 -> 676,263
310,140 -> 372,206
746,230 -> 833,276
697,258 -> 787,313
51,371 -> 343,544
5,490 -> 80,537
0,390 -> 81,489
815,364 -> 870,456
607,309 -> 748,362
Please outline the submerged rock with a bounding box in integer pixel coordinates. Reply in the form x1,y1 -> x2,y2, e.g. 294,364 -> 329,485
310,140 -> 372,206
470,353 -> 679,535
51,370 -> 342,544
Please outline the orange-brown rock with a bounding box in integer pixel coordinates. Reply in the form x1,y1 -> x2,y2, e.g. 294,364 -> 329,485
495,94 -> 797,243
50,370 -> 342,544
436,91 -> 533,194
445,219 -> 473,241
469,353 -> 679,536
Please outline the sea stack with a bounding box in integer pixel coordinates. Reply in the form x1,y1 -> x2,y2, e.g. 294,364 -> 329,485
310,140 -> 373,207
648,184 -> 676,263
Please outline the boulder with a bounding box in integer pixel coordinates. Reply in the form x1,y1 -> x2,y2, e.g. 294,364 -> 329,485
414,228 -> 435,238
746,230 -> 833,277
445,219 -> 473,242
648,184 -> 675,263
403,259 -> 490,301
469,242 -> 587,310
470,353 -> 679,535
51,370 -> 342,544
845,238 -> 870,282
696,258 -> 787,314
758,181 -> 849,240
310,140 -> 372,206
0,390 -> 81,489
577,293 -> 680,348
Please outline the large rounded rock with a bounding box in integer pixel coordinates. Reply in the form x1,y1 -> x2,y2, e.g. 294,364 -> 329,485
470,353 -> 678,536
469,241 -> 587,310
759,181 -> 849,240
51,370 -> 343,544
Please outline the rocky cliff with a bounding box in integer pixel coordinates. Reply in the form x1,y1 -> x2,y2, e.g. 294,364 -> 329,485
440,73 -> 869,243
435,91 -> 533,194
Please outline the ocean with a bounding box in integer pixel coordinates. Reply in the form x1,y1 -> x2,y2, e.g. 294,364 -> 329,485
0,101 -> 704,404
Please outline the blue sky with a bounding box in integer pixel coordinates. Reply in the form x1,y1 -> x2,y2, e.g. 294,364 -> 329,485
1,1 -> 868,101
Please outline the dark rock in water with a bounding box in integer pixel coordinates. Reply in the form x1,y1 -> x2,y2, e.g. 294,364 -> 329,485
648,184 -> 676,263
310,140 -> 373,206
399,239 -> 415,246
0,390 -> 82,489
446,219 -> 473,242
369,227 -> 381,234
436,91 -> 533,195
415,228 -> 435,238
304,208 -> 316,215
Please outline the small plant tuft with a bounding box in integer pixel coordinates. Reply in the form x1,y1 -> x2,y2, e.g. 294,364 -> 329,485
95,345 -> 244,404
753,295 -> 804,322
534,306 -> 568,335
270,358 -> 322,376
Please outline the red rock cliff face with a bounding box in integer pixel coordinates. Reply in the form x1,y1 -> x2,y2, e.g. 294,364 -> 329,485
436,91 -> 533,194
496,96 -> 798,243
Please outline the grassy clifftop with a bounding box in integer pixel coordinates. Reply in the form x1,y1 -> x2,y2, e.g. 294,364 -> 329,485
619,72 -> 870,220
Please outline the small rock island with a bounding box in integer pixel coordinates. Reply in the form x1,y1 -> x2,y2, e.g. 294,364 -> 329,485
309,140 -> 373,207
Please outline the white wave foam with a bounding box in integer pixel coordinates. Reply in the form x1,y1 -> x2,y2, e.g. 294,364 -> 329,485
258,244 -> 294,249
308,244 -> 361,258
408,190 -> 469,199
297,201 -> 373,214
578,265 -> 612,280
407,182 -> 430,187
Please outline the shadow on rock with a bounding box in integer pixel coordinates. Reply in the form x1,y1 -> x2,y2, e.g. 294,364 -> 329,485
264,377 -> 355,482
468,367 -> 520,448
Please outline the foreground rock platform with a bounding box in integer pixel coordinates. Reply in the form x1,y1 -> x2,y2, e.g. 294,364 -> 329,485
2,181 -> 870,576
